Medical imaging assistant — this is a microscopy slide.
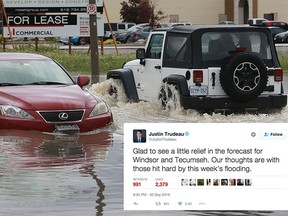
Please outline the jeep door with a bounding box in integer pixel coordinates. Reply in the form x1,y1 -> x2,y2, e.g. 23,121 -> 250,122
161,33 -> 193,93
139,33 -> 165,101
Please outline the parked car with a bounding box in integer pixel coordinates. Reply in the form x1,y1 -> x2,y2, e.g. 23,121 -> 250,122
275,30 -> 288,43
247,18 -> 268,26
159,23 -> 170,28
116,24 -> 146,43
262,20 -> 288,30
107,25 -> 287,112
56,36 -> 88,45
56,36 -> 69,44
167,22 -> 192,27
104,22 -> 135,40
0,53 -> 112,133
71,36 -> 90,45
126,25 -> 153,43
219,21 -> 235,25
159,23 -> 192,28
116,23 -> 159,43
268,26 -> 287,39
68,22 -> 136,45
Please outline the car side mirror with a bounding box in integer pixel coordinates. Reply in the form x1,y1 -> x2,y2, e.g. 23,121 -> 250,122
136,48 -> 146,65
77,75 -> 90,88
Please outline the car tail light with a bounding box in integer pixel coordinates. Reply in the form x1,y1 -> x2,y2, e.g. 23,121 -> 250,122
193,70 -> 203,85
236,47 -> 246,52
135,34 -> 141,37
274,68 -> 283,82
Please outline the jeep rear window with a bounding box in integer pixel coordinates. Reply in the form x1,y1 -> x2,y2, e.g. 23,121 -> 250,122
163,34 -> 192,68
202,32 -> 272,62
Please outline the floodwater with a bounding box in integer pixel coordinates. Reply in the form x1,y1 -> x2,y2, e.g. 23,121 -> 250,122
0,76 -> 288,216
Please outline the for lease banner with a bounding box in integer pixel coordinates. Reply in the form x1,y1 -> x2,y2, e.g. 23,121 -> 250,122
3,15 -> 78,26
3,14 -> 104,37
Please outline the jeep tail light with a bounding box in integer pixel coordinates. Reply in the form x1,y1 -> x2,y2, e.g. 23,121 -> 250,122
193,70 -> 203,85
236,47 -> 246,52
274,68 -> 283,82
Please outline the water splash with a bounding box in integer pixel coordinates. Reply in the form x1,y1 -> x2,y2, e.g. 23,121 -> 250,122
89,79 -> 288,134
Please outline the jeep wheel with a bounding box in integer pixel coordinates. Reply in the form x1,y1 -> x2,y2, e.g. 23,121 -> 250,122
159,84 -> 180,110
108,79 -> 127,102
220,52 -> 268,102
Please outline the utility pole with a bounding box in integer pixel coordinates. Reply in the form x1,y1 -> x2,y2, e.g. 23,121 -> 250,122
89,0 -> 99,84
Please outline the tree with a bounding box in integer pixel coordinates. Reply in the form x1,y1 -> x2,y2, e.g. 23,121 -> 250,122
120,0 -> 141,24
148,0 -> 165,26
120,0 -> 165,26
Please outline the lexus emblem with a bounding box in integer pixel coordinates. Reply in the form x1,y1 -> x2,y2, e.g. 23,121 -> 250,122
58,112 -> 69,121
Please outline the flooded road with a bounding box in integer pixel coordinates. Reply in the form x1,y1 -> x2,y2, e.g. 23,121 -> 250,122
1,76 -> 288,216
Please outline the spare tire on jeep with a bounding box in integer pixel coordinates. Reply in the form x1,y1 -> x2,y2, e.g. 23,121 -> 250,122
220,52 -> 268,102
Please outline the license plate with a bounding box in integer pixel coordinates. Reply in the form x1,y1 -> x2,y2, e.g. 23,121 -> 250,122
54,124 -> 80,133
190,85 -> 208,95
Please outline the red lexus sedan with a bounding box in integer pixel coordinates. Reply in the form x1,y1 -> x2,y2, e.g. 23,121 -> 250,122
0,53 -> 112,133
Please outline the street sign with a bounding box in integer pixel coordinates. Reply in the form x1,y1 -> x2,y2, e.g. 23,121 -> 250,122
87,4 -> 97,14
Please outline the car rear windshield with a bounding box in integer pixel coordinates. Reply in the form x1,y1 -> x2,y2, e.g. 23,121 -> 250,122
202,31 -> 272,62
128,25 -> 142,33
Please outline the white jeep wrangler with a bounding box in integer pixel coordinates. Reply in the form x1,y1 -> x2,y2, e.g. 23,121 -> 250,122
107,25 -> 287,112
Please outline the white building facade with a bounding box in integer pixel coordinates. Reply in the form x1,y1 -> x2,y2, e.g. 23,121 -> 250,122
104,0 -> 288,24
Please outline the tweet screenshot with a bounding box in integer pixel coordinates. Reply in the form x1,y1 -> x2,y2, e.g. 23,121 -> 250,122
124,123 -> 288,210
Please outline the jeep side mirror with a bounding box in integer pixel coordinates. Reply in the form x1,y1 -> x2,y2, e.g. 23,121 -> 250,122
136,48 -> 146,65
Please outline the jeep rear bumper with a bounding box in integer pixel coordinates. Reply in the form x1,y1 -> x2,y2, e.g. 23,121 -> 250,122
180,95 -> 287,111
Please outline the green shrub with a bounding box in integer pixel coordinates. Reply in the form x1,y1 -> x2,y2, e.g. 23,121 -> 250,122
277,51 -> 288,73
0,44 -> 135,75
1,42 -> 287,74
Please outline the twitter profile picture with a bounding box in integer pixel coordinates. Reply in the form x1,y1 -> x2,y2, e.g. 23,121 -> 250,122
133,129 -> 146,143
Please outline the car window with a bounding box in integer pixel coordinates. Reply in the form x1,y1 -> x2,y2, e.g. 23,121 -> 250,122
270,27 -> 285,36
143,27 -> 151,32
110,23 -> 117,31
104,23 -> 118,31
163,33 -> 192,68
256,20 -> 265,25
146,34 -> 164,59
104,23 -> 109,31
0,60 -> 74,85
202,32 -> 272,61
129,26 -> 141,32
118,24 -> 126,30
